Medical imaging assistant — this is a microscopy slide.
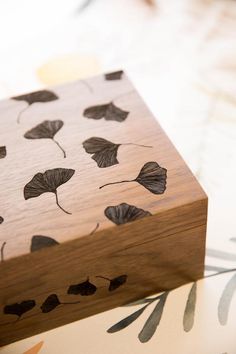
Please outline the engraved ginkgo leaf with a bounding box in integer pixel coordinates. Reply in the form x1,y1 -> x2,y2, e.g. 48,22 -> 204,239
104,203 -> 151,225
67,278 -> 97,296
99,162 -> 167,194
96,275 -> 127,292
83,102 -> 129,122
105,70 -> 123,80
83,137 -> 152,168
24,120 -> 66,158
12,90 -> 58,123
4,300 -> 36,318
40,294 -> 61,313
0,216 -> 3,224
30,235 -> 59,252
24,168 -> 75,214
0,146 -> 6,159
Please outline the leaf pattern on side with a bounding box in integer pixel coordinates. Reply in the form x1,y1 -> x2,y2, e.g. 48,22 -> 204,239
24,120 -> 66,158
30,235 -> 59,252
83,137 -> 120,168
83,102 -> 129,122
24,168 -> 75,214
183,282 -> 197,332
105,71 -> 123,81
0,146 -> 6,159
218,273 -> 236,325
107,304 -> 149,333
4,300 -> 36,318
99,161 -> 167,195
12,90 -> 58,123
40,294 -> 61,313
104,203 -> 151,225
67,278 -> 97,296
138,292 -> 168,343
96,275 -> 127,291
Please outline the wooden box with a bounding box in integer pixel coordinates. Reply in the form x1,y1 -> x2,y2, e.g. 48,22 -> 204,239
0,71 -> 207,346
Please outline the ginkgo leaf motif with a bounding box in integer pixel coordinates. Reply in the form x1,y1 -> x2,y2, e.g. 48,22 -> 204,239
105,71 -> 123,80
104,203 -> 151,225
83,102 -> 129,122
138,292 -> 169,343
0,216 -> 3,224
40,294 -> 61,313
218,273 -> 236,325
99,161 -> 167,194
67,278 -> 97,296
24,168 -> 75,214
24,120 -> 66,158
12,90 -> 58,123
4,300 -> 36,318
183,282 -> 197,332
83,137 -> 152,168
0,146 -> 6,159
96,275 -> 127,291
31,235 -> 59,252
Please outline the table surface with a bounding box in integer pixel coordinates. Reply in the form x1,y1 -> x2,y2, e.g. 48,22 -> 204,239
0,0 -> 236,353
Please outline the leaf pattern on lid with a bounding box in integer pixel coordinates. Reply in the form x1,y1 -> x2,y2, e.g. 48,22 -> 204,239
24,168 -> 75,214
96,274 -> 127,291
105,71 -> 123,80
24,120 -> 66,158
30,235 -> 59,252
99,161 -> 167,194
4,300 -> 36,318
83,137 -> 152,168
12,90 -> 58,123
40,294 -> 61,313
67,278 -> 97,296
104,203 -> 151,225
83,102 -> 129,122
0,146 -> 6,159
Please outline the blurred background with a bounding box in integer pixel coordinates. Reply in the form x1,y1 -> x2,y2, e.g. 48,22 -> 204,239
1,0 -> 235,249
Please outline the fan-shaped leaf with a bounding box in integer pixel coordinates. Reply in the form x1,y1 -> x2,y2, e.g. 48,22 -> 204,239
0,216 -> 3,224
67,278 -> 97,296
218,273 -> 236,325
138,292 -> 168,343
105,71 -> 123,81
183,282 -> 197,332
83,137 -> 120,167
0,146 -> 6,159
109,275 -> 127,291
83,102 -> 129,122
24,168 -> 75,214
24,120 -> 66,158
105,203 -> 151,225
31,235 -> 59,252
4,300 -> 36,318
135,162 -> 167,194
107,304 -> 149,333
41,294 -> 61,313
12,90 -> 58,105
99,161 -> 167,194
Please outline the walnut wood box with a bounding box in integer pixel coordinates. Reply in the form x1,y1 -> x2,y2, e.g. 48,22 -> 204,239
0,71 -> 207,346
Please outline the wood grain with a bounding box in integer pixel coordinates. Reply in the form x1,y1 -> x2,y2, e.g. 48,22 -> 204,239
0,72 -> 207,345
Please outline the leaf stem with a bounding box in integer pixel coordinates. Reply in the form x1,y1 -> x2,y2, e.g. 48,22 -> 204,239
1,241 -> 6,262
99,179 -> 134,189
90,222 -> 100,235
55,191 -> 71,215
81,80 -> 93,93
122,143 -> 153,148
96,275 -> 111,281
52,138 -> 66,158
17,104 -> 29,124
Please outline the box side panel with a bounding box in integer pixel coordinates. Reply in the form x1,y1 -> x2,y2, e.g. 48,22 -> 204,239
0,198 -> 207,346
